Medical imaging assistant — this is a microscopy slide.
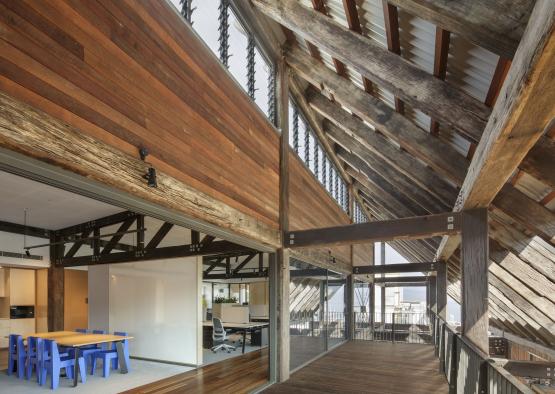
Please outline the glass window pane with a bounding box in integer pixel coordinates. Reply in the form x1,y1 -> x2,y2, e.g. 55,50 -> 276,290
190,1 -> 220,57
254,47 -> 271,116
228,11 -> 249,91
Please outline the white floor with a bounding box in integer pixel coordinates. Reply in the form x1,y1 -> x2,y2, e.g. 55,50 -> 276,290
202,344 -> 267,366
0,359 -> 194,394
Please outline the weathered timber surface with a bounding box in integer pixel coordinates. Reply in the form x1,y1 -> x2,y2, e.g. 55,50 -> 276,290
254,0 -> 491,142
0,0 -> 279,230
387,0 -> 533,59
0,91 -> 280,247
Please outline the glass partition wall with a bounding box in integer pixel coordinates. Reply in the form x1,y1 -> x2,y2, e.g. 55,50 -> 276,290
289,258 -> 348,372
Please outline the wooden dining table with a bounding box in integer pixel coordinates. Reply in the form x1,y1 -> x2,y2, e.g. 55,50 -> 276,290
27,331 -> 133,387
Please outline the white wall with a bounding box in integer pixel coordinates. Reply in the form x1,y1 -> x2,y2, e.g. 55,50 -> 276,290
88,265 -> 110,331
89,257 -> 202,365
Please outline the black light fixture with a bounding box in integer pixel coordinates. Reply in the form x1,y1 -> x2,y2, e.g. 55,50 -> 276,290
143,167 -> 158,188
139,147 -> 158,188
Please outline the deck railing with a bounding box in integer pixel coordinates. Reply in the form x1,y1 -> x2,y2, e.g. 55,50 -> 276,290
289,311 -> 346,339
354,312 -> 432,344
432,314 -> 535,394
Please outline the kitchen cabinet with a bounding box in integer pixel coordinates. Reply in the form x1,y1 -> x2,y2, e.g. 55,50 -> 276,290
0,268 -> 5,297
0,319 -> 9,348
10,268 -> 35,306
9,318 -> 35,337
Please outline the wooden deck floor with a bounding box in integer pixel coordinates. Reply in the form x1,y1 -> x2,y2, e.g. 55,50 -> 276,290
122,348 -> 269,394
264,341 -> 449,394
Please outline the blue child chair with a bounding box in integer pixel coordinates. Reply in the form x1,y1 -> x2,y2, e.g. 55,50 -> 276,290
90,331 -> 130,377
40,339 -> 86,390
80,329 -> 106,370
25,336 -> 41,382
7,334 -> 26,379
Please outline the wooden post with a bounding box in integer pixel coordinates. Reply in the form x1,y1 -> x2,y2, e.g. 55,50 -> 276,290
48,233 -> 64,331
437,262 -> 447,320
345,274 -> 354,340
461,208 -> 489,354
276,56 -> 290,382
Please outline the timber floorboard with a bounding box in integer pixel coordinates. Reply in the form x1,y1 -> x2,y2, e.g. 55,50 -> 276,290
264,341 -> 448,394
122,348 -> 268,394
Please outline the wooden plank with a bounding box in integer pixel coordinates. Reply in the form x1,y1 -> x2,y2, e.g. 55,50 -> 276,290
123,348 -> 268,394
386,0 -> 533,60
430,27 -> 450,135
252,0 -> 491,142
519,135 -> 555,190
313,92 -> 458,207
353,262 -> 438,275
461,208 -> 489,354
341,0 -> 374,94
0,0 -> 281,231
455,1 -> 555,210
265,341 -> 449,394
289,48 -> 468,183
286,212 -> 460,248
494,184 -> 555,243
0,91 -> 280,247
437,1 -> 555,261
382,1 -> 404,114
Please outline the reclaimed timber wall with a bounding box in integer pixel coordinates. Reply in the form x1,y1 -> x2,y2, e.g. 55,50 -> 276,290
0,0 -> 280,241
290,152 -> 358,266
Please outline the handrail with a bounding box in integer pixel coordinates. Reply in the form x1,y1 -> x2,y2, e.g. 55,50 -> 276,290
432,312 -> 536,394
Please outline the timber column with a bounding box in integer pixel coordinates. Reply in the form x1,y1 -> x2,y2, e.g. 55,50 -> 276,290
48,233 -> 64,331
461,208 -> 489,354
276,56 -> 290,381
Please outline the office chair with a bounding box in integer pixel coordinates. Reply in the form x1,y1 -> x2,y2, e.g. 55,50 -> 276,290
211,317 -> 236,353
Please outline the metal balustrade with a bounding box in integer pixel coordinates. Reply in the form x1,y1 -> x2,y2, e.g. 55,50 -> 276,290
289,311 -> 346,340
354,312 -> 432,344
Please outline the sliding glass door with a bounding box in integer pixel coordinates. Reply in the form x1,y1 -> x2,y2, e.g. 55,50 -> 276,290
289,259 -> 348,372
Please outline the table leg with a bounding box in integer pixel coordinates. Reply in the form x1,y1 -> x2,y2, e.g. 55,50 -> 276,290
73,348 -> 79,387
116,341 -> 129,374
242,330 -> 247,354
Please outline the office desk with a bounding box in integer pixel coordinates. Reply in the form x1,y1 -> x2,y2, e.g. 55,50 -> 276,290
203,321 -> 268,353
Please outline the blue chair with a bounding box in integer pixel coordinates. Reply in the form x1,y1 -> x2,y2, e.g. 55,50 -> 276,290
75,328 -> 88,333
80,329 -> 106,369
90,332 -> 129,378
7,334 -> 26,379
40,339 -> 86,390
25,336 -> 40,381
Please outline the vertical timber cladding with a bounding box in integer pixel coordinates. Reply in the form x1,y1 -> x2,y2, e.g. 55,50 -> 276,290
289,153 -> 372,270
0,1 -> 279,245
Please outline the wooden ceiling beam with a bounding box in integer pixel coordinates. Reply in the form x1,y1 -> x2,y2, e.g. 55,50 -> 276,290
382,1 -> 404,114
385,0 -> 533,60
342,0 -> 373,94
311,91 -> 458,207
310,0 -> 347,77
285,212 -> 460,248
429,27 -> 451,135
519,134 -> 555,190
306,72 -> 555,246
288,48 -> 468,182
252,0 -> 490,143
437,2 -> 555,261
